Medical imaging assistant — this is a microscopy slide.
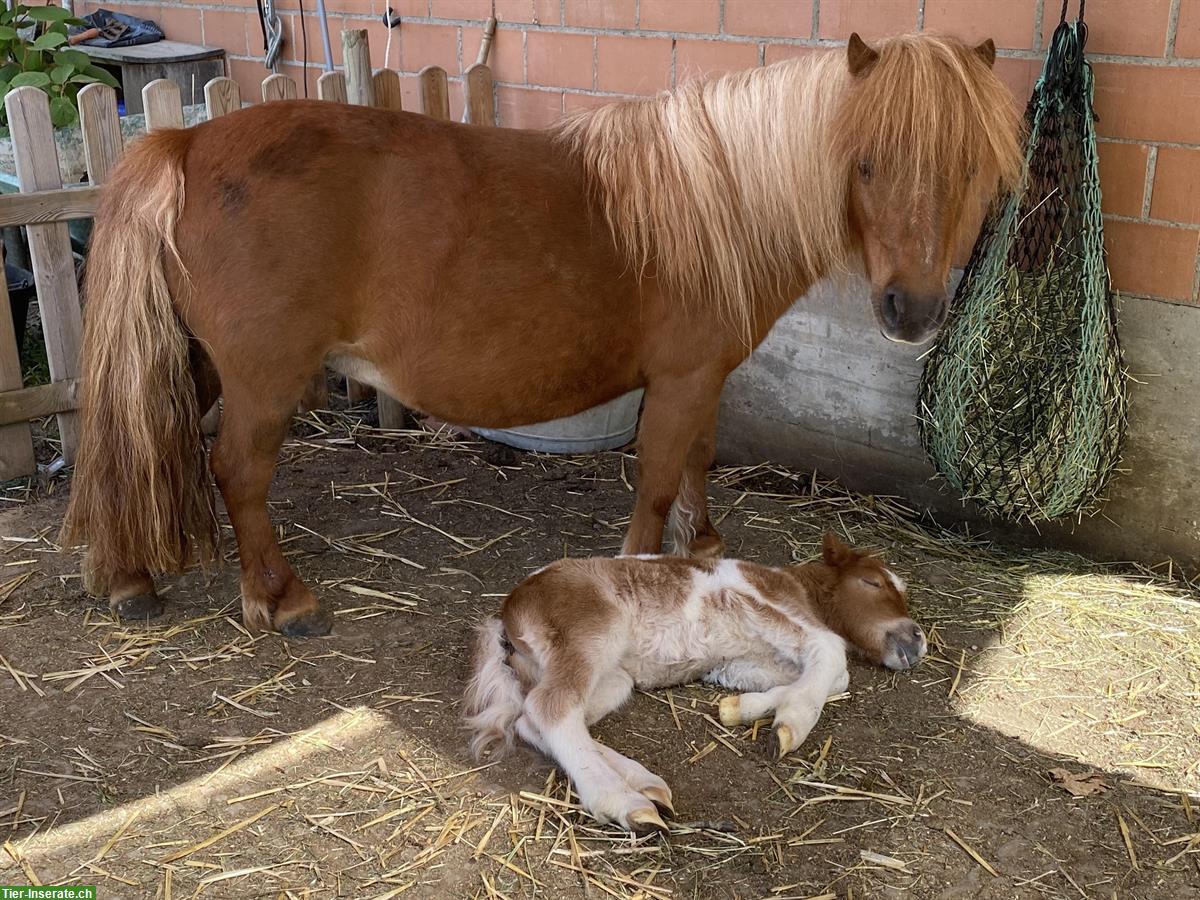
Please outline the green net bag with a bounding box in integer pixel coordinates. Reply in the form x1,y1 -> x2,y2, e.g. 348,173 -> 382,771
917,4 -> 1127,523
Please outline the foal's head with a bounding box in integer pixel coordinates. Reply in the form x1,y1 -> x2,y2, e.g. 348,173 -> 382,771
809,532 -> 927,670
835,33 -> 1023,344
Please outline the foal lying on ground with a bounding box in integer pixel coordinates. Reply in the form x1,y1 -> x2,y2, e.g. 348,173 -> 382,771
464,533 -> 926,832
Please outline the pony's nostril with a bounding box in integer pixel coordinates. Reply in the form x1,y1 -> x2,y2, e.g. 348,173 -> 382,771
882,289 -> 902,329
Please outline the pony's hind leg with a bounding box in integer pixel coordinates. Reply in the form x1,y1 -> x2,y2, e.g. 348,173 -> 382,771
668,404 -> 724,558
210,379 -> 331,636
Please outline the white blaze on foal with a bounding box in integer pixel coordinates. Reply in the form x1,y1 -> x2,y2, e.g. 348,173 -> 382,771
463,533 -> 926,833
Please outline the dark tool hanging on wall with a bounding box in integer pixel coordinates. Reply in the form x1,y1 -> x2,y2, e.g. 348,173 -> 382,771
917,0 -> 1128,523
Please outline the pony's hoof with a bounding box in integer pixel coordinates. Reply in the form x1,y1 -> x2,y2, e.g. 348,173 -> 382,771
628,807 -> 669,836
687,533 -> 725,559
111,592 -> 164,620
642,786 -> 675,818
277,608 -> 334,637
776,725 -> 796,759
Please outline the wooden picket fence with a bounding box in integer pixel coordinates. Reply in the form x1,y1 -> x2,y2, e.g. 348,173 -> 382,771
0,30 -> 496,481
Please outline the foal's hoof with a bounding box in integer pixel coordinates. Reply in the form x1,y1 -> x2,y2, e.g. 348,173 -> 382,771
718,696 -> 743,727
277,607 -> 334,638
628,807 -> 669,836
775,725 -> 797,759
642,786 -> 675,818
111,592 -> 165,620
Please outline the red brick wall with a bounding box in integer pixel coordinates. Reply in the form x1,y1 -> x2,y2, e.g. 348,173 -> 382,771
81,0 -> 1200,305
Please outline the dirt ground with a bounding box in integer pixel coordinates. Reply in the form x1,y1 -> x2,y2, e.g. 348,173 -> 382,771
1,404 -> 1198,899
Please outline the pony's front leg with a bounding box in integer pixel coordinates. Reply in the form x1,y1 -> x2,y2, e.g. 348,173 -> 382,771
668,404 -> 725,558
210,386 -> 331,637
623,375 -> 723,556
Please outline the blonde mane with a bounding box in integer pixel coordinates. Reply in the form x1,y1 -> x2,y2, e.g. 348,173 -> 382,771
556,34 -> 1024,338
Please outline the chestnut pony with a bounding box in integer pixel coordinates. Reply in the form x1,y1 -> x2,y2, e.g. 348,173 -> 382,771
62,33 -> 1021,635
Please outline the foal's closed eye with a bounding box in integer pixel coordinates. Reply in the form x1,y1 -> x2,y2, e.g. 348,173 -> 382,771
857,160 -> 873,180
860,576 -> 882,588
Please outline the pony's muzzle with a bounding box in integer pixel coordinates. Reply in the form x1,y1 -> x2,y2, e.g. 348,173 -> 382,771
874,285 -> 948,345
882,621 -> 927,670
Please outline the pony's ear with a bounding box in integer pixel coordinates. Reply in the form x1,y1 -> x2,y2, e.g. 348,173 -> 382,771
973,38 -> 997,68
822,532 -> 854,568
846,33 -> 880,77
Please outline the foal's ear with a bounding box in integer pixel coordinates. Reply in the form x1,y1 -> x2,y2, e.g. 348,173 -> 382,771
973,38 -> 997,68
847,33 -> 880,77
822,532 -> 855,568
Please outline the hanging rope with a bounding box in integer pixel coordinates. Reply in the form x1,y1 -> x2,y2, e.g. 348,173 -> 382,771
916,5 -> 1126,522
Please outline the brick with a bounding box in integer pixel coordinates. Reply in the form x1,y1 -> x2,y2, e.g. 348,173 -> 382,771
724,0 -> 812,38
1040,0 -> 1170,56
527,31 -> 593,90
463,25 -> 524,83
818,0 -> 918,40
431,0 -> 492,19
280,62 -> 319,100
1150,147 -> 1200,225
992,56 -> 1041,108
675,39 -> 760,84
227,57 -> 266,104
1092,62 -> 1200,143
202,9 -> 250,57
639,0 -> 720,34
155,5 -> 203,44
399,72 -> 422,110
401,23 -> 460,73
764,43 -> 817,66
283,12 -> 339,67
564,0 -> 636,29
497,85 -> 563,128
1097,141 -> 1150,218
447,78 -> 466,120
1103,219 -> 1199,300
595,35 -> 672,94
923,0 -> 1038,50
493,0 -> 560,26
1176,0 -> 1200,57
564,91 -> 624,112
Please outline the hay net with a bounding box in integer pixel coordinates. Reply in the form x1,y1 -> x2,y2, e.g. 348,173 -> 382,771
917,3 -> 1127,523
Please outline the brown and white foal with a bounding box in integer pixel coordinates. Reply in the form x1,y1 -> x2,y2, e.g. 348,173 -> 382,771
464,533 -> 926,832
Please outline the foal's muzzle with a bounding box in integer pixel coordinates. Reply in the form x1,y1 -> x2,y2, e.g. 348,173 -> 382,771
883,621 -> 927,671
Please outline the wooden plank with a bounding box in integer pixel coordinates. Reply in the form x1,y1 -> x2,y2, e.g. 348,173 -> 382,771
142,79 -> 185,131
0,379 -> 78,426
0,186 -> 101,228
82,41 -> 224,64
419,66 -> 450,120
372,69 -> 403,111
342,29 -> 375,107
5,87 -> 84,461
464,63 -> 495,126
77,84 -> 123,186
262,73 -> 298,103
0,261 -> 35,477
205,76 -> 242,118
317,71 -> 347,104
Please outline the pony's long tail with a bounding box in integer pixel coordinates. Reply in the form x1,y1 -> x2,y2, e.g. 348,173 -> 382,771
61,129 -> 220,595
463,618 -> 525,759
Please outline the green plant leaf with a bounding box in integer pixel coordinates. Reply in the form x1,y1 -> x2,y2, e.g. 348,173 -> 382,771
81,64 -> 118,88
50,64 -> 71,84
31,31 -> 68,51
0,26 -> 17,40
26,6 -> 75,23
49,95 -> 77,128
68,73 -> 99,85
53,48 -> 89,69
11,70 -> 51,89
0,63 -> 18,81
0,81 -> 9,100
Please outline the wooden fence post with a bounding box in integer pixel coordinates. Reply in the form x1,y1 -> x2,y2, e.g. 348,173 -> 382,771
6,87 -> 85,463
418,66 -> 450,119
205,77 -> 242,118
262,73 -> 298,103
372,69 -> 403,111
0,257 -> 35,476
465,63 -> 495,126
142,79 -> 184,130
317,71 -> 348,104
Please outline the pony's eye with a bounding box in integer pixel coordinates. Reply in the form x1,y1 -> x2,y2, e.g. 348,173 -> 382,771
858,160 -> 873,180
861,577 -> 882,588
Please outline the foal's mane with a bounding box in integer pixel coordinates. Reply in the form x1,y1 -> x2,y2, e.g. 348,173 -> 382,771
555,34 -> 1023,338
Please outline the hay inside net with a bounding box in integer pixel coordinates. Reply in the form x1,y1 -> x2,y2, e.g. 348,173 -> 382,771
918,15 -> 1127,523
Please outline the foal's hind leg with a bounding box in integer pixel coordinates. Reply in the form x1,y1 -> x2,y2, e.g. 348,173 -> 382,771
668,404 -> 724,558
210,380 -> 331,636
